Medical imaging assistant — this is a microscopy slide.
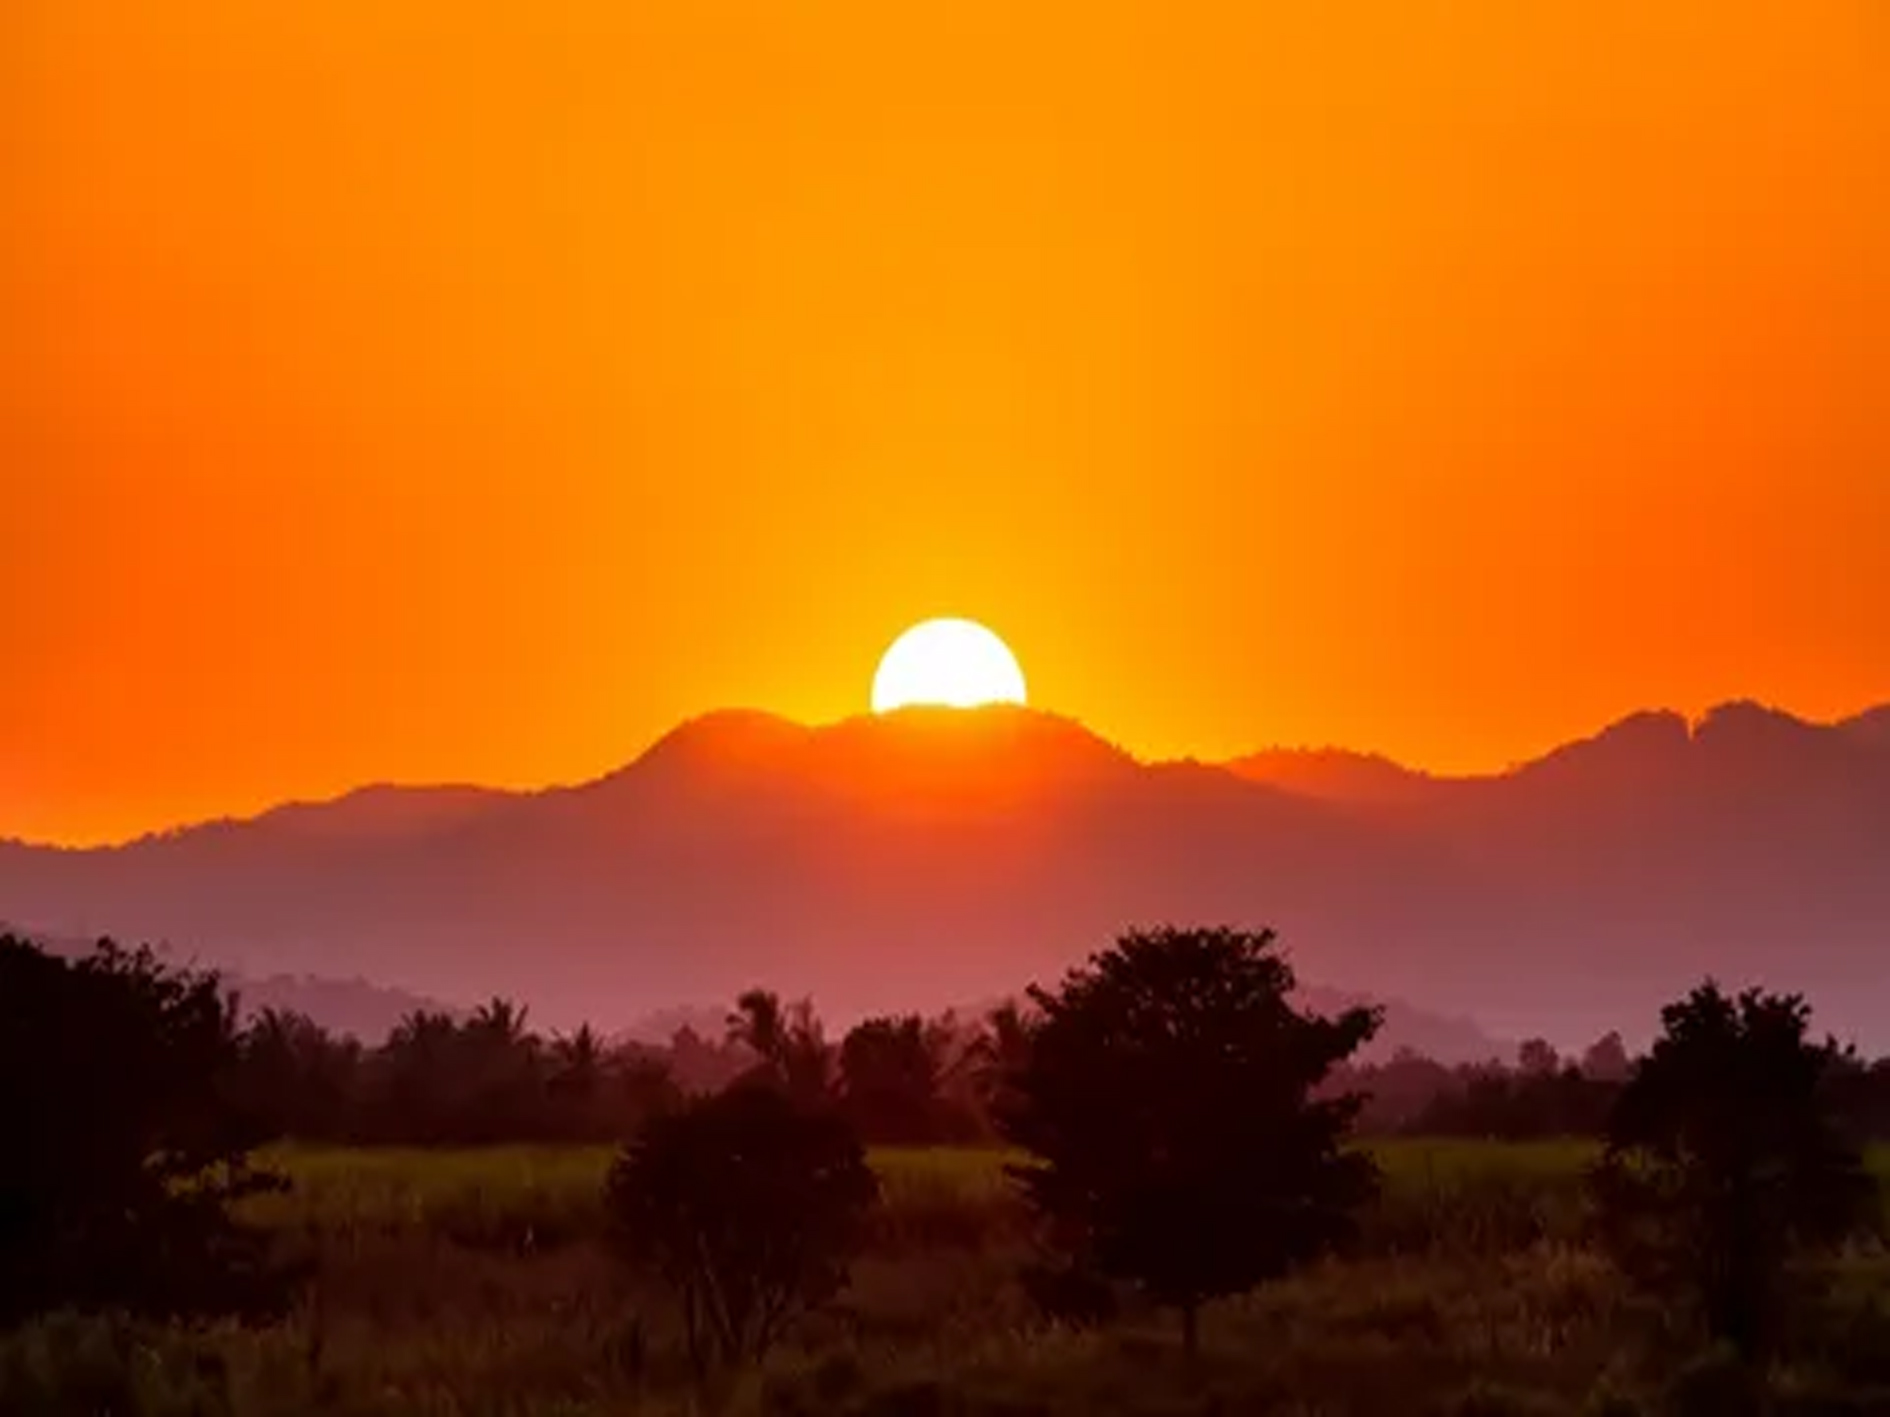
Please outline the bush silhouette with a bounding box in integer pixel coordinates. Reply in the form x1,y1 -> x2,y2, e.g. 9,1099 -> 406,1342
603,1083 -> 878,1376
999,924 -> 1381,1352
1589,981 -> 1878,1359
839,1014 -> 950,1144
0,935 -> 295,1328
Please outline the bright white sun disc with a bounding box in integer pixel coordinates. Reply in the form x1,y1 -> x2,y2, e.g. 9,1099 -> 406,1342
871,618 -> 1028,713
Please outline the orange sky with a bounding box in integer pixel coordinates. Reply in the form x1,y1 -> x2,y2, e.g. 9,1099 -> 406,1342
6,0 -> 1888,846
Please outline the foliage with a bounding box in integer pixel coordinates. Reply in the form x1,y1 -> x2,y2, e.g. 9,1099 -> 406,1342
838,1014 -> 942,1144
1581,1033 -> 1632,1085
0,935 -> 294,1329
370,1000 -> 548,1145
224,982 -> 1034,1150
604,1085 -> 880,1376
1589,982 -> 1879,1358
1000,925 -> 1382,1350
191,972 -> 1890,1152
227,1007 -> 364,1141
962,1000 -> 1036,1128
727,990 -> 837,1108
1518,1039 -> 1562,1077
1413,1065 -> 1622,1141
228,997 -> 685,1146
836,1013 -> 992,1145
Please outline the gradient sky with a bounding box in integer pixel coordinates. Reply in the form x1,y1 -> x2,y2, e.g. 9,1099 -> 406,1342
7,0 -> 1888,846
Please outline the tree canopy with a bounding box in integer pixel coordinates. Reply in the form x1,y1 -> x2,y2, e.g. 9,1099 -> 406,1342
1589,982 -> 1879,1358
0,936 -> 294,1328
1000,925 -> 1381,1351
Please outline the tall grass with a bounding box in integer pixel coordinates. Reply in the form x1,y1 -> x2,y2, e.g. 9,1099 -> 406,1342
6,1142 -> 1884,1415
252,1139 -> 1890,1261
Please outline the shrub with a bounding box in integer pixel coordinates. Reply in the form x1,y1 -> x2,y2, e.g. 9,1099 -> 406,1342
604,1084 -> 879,1376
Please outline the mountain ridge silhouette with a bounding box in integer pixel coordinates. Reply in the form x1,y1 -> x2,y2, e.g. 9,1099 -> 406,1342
2,699 -> 1884,1051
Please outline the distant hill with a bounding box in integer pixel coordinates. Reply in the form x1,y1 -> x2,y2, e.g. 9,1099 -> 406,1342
220,970 -> 458,1041
10,928 -> 454,1041
3,699 -> 1887,1052
1295,986 -> 1507,1067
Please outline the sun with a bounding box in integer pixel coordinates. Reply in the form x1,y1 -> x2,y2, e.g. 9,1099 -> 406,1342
871,618 -> 1028,714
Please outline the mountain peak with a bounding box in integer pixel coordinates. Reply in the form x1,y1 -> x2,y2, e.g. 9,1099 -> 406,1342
586,704 -> 1135,815
632,709 -> 814,776
806,705 -> 1135,805
1516,708 -> 1691,782
1690,698 -> 1817,740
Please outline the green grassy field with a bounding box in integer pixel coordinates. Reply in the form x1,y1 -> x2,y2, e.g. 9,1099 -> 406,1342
251,1140 -> 1609,1252
5,1143 -> 1888,1415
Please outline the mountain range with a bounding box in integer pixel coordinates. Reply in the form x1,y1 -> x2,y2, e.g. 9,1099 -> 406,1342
4,700 -> 1886,1053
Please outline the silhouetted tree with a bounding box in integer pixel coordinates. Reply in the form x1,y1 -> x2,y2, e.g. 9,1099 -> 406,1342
539,1024 -> 608,1139
726,989 -> 831,1106
1329,1047 -> 1459,1134
1589,982 -> 1879,1359
1517,1037 -> 1560,1076
971,1000 -> 1033,1084
1580,1031 -> 1633,1083
1827,1051 -> 1890,1144
604,1085 -> 878,1377
549,1024 -> 605,1098
664,1024 -> 753,1095
362,1000 -> 551,1142
955,998 -> 1038,1137
608,1048 -> 687,1129
918,1009 -> 999,1141
373,1008 -> 466,1143
1411,1061 -> 1620,1140
0,936 -> 295,1327
463,997 -> 544,1137
232,1007 -> 362,1140
838,1014 -> 946,1143
1000,925 -> 1381,1353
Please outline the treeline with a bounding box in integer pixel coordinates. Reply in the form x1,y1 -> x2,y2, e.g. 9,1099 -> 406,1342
222,988 -> 1020,1146
18,932 -> 1890,1148
1341,1035 -> 1890,1141
194,963 -> 1890,1148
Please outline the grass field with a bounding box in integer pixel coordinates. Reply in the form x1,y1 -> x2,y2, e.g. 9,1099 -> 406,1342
5,1143 -> 1888,1415
252,1140 -> 1611,1253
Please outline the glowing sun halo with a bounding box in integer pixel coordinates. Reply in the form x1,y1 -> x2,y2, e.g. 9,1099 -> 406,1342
871,618 -> 1028,714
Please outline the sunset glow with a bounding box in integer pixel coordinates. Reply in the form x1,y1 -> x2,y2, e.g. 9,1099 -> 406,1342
871,620 -> 1028,714
7,0 -> 1887,846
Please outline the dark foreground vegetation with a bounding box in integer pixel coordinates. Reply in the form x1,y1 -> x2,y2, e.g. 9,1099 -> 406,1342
5,927 -> 1890,1415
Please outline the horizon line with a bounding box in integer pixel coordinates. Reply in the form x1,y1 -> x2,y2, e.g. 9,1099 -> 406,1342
6,693 -> 1884,854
